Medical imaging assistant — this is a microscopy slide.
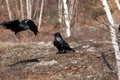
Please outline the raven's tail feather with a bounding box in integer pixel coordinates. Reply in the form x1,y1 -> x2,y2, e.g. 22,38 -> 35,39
34,30 -> 39,35
70,48 -> 75,52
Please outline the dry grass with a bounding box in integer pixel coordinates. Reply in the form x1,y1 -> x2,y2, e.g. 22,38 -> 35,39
0,0 -> 119,80
0,39 -> 118,80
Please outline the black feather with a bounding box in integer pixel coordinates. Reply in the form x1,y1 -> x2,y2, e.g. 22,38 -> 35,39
0,19 -> 39,36
53,32 -> 75,54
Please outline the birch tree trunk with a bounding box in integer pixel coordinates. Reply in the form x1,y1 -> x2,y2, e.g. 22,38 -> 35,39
58,0 -> 63,24
20,0 -> 24,19
69,0 -> 78,27
68,0 -> 75,21
115,0 -> 120,11
38,0 -> 44,30
15,1 -> 20,19
33,0 -> 39,19
74,0 -> 78,26
101,0 -> 120,79
6,0 -> 12,20
29,0 -> 32,19
26,0 -> 30,19
63,0 -> 71,37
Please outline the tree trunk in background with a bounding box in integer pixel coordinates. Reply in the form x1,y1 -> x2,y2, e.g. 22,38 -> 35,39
15,1 -> 20,19
33,0 -> 39,19
20,0 -> 24,19
63,0 -> 71,37
69,0 -> 78,27
115,0 -> 120,11
6,0 -> 12,20
58,0 -> 63,25
68,0 -> 75,21
101,0 -> 120,79
26,0 -> 29,19
26,0 -> 32,19
74,0 -> 78,26
29,0 -> 32,19
38,0 -> 44,30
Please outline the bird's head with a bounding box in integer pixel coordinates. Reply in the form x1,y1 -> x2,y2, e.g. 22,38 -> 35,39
54,32 -> 62,37
54,32 -> 63,41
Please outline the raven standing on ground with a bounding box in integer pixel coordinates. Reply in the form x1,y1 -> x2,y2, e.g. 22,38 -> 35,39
53,32 -> 75,54
0,19 -> 39,37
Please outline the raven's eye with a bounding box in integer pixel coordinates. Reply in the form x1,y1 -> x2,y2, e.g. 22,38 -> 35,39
56,37 -> 61,41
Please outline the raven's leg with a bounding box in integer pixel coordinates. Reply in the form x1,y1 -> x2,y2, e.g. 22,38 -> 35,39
62,49 -> 67,53
15,32 -> 21,39
33,30 -> 39,36
27,30 -> 32,35
56,50 -> 63,54
56,50 -> 67,54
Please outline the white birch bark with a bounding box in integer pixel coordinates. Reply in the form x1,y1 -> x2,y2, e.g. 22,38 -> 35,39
115,0 -> 120,11
58,0 -> 63,24
63,0 -> 71,37
20,0 -> 24,19
33,0 -> 39,18
29,0 -> 32,19
68,0 -> 75,21
74,0 -> 78,25
6,0 -> 12,20
26,0 -> 30,19
38,0 -> 44,30
101,0 -> 120,79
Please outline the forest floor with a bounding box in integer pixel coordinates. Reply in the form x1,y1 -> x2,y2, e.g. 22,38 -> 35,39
0,38 -> 118,80
0,0 -> 119,80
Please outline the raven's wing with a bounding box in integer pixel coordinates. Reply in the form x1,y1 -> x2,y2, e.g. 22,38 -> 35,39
62,40 -> 75,51
0,20 -> 20,29
19,19 -> 30,30
53,40 -> 63,50
54,36 -> 70,49
28,20 -> 39,35
21,19 -> 39,35
60,39 -> 69,47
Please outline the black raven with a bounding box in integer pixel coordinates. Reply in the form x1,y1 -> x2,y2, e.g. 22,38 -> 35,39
20,19 -> 39,35
53,32 -> 75,54
0,19 -> 39,37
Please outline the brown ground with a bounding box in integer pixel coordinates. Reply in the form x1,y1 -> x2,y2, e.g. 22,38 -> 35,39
0,0 -> 120,80
0,38 -> 118,80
